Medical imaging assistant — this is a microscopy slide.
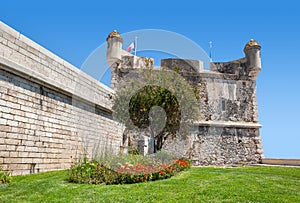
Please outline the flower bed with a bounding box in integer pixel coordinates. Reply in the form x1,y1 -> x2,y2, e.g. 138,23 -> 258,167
68,154 -> 190,185
115,159 -> 189,184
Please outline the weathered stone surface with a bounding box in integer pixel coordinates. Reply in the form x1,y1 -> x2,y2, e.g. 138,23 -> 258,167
110,55 -> 154,90
0,22 -> 264,175
107,32 -> 264,165
0,22 -> 124,176
190,127 -> 263,165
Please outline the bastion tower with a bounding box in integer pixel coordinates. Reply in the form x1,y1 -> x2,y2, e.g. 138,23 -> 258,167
106,30 -> 264,165
106,30 -> 154,90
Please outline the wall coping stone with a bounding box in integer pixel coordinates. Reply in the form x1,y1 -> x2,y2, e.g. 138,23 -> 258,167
193,121 -> 262,129
0,56 -> 113,113
0,21 -> 115,113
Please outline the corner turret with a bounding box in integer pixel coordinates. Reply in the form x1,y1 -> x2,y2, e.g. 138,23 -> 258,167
106,30 -> 155,90
106,30 -> 123,67
244,39 -> 261,79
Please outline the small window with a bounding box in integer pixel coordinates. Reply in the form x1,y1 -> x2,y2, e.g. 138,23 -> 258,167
221,100 -> 226,111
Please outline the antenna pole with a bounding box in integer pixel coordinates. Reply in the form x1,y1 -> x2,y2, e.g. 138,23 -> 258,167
134,36 -> 138,56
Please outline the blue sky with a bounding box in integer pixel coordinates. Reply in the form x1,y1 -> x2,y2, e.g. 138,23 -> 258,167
1,0 -> 299,158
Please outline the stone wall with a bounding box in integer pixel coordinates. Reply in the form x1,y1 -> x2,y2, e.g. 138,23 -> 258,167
189,125 -> 263,165
106,31 -> 264,166
0,21 -> 124,175
160,58 -> 263,165
109,55 -> 263,165
110,55 -> 154,90
0,23 -> 264,175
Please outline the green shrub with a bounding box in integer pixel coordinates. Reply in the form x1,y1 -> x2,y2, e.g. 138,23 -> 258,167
128,147 -> 140,155
99,153 -> 157,170
0,166 -> 12,184
68,158 -> 117,185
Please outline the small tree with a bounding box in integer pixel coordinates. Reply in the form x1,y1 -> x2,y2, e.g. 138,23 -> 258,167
113,67 -> 199,152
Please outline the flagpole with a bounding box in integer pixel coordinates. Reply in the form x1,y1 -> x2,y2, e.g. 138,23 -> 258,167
134,36 -> 137,56
209,41 -> 213,62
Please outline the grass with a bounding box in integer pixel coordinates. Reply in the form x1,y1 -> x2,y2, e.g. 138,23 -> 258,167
0,166 -> 299,202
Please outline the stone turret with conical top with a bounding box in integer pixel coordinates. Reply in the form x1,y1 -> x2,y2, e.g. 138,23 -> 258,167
106,30 -> 123,67
244,39 -> 261,79
106,30 -> 154,90
106,30 -> 127,89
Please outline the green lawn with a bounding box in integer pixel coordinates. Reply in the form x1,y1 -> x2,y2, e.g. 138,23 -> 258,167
0,166 -> 299,203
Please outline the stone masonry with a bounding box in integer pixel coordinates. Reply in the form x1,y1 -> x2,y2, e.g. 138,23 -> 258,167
0,22 -> 124,175
106,31 -> 264,165
0,21 -> 264,176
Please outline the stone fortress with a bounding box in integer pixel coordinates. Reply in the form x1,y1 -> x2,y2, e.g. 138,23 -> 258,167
106,30 -> 264,165
0,21 -> 263,175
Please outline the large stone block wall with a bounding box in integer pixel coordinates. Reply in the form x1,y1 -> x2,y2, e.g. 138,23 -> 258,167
0,21 -> 124,175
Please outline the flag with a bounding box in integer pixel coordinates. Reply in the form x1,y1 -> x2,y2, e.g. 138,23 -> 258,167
126,41 -> 135,53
